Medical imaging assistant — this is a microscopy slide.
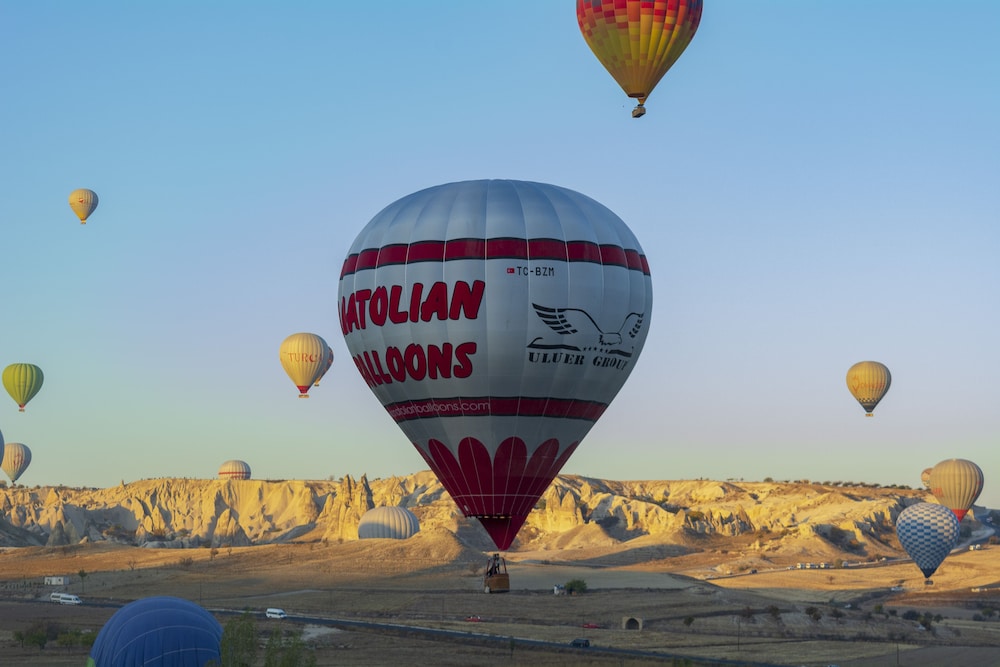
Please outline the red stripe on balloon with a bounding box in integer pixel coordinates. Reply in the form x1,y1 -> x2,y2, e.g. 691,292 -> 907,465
340,239 -> 650,278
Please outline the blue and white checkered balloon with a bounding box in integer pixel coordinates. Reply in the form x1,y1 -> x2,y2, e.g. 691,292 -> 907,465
896,502 -> 960,578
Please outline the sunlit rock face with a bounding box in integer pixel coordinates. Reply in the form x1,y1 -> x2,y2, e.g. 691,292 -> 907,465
0,475 -> 935,559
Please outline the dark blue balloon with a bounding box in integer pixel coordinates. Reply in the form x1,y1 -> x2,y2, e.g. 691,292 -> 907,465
88,596 -> 222,667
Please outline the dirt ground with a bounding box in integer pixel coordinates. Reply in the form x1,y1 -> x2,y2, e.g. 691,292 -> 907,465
1,540 -> 999,666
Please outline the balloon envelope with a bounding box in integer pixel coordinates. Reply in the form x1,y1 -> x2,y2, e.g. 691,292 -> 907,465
279,333 -> 330,397
1,442 -> 31,483
338,179 -> 652,550
846,361 -> 891,416
314,346 -> 335,387
896,502 -> 959,579
577,0 -> 704,116
218,459 -> 251,480
69,188 -> 99,224
358,506 -> 420,540
87,596 -> 221,667
3,363 -> 44,412
928,458 -> 984,522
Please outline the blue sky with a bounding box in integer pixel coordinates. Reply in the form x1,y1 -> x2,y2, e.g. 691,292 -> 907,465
3,3 -> 998,507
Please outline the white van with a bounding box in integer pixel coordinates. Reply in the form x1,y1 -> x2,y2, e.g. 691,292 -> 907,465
50,592 -> 65,603
59,594 -> 82,605
265,608 -> 287,619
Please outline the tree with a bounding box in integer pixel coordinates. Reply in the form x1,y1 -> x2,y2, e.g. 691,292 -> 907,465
564,579 -> 588,595
78,569 -> 88,594
219,612 -> 257,667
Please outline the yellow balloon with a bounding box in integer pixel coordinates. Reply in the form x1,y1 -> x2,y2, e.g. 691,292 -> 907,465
846,361 -> 891,416
278,333 -> 329,398
69,188 -> 99,224
928,458 -> 984,522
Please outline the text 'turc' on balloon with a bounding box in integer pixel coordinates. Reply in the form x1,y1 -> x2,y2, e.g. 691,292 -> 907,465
338,180 -> 653,551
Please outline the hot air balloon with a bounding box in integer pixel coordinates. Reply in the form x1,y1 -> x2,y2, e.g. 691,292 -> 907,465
218,459 -> 251,480
339,180 -> 652,551
896,502 -> 959,580
3,363 -> 44,412
920,467 -> 933,490
577,0 -> 704,118
358,506 -> 420,540
279,333 -> 330,397
87,596 -> 222,667
846,361 -> 891,416
1,442 -> 30,484
314,346 -> 335,387
69,188 -> 99,224
928,458 -> 984,522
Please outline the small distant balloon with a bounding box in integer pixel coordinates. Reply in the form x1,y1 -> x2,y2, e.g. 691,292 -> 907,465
218,459 -> 251,480
1,442 -> 31,483
920,467 -> 933,490
896,502 -> 959,579
69,188 -> 99,224
3,363 -> 44,412
928,458 -> 984,522
358,506 -> 420,540
279,333 -> 330,398
314,346 -> 335,387
846,361 -> 891,416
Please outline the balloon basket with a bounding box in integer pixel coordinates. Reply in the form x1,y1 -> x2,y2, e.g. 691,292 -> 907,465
631,105 -> 646,119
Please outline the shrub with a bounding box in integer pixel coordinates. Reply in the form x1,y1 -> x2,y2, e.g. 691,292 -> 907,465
683,616 -> 694,627
565,579 -> 588,595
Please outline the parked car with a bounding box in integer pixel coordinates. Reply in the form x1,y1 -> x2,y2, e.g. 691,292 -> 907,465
465,615 -> 482,622
570,638 -> 591,648
265,608 -> 287,619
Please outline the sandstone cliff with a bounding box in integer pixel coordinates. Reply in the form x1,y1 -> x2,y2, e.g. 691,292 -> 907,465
0,474 -> 980,562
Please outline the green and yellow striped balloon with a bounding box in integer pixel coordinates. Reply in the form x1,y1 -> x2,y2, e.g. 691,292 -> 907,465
3,363 -> 44,412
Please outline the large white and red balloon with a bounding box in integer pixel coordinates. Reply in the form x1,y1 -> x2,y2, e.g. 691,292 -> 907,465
338,180 -> 653,550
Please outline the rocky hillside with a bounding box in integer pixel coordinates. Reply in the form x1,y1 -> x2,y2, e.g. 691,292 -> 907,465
0,474 -> 985,562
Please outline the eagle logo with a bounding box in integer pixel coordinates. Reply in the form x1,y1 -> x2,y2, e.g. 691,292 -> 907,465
528,304 -> 644,357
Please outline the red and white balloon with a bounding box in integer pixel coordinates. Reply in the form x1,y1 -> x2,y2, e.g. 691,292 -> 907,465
339,180 -> 653,550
